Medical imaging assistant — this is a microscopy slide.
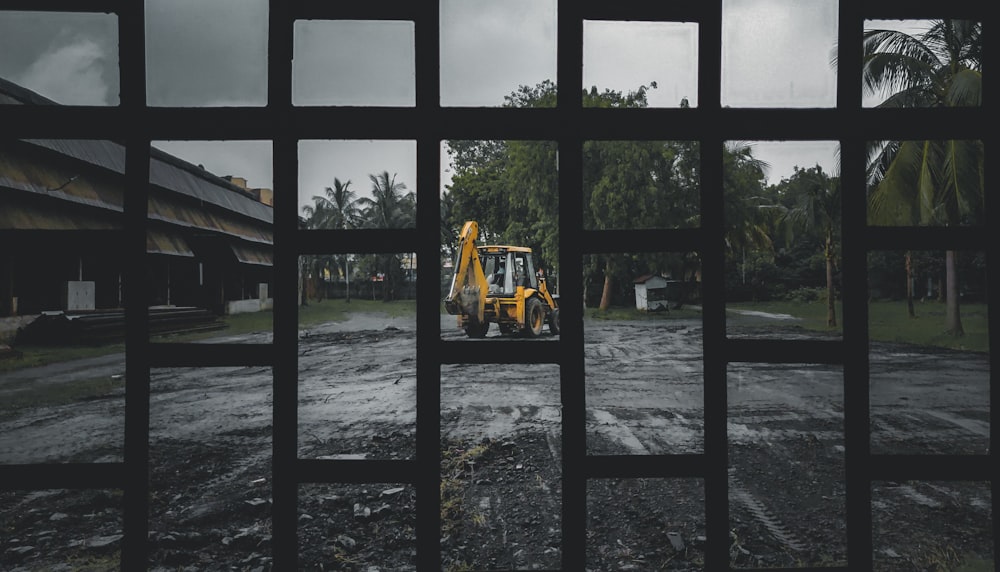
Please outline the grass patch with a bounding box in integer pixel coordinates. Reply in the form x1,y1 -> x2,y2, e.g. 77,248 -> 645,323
0,343 -> 126,373
955,557 -> 995,572
727,300 -> 844,334
1,375 -> 124,417
728,300 -> 988,353
65,551 -> 121,572
869,301 -> 988,353
440,438 -> 493,538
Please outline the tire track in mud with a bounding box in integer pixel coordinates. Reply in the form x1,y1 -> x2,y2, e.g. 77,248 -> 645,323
442,404 -> 563,441
728,470 -> 809,553
589,409 -> 652,454
589,406 -> 812,555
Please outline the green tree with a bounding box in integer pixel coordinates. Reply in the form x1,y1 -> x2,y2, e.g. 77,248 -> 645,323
579,83 -> 686,310
444,82 -> 562,286
863,19 -> 983,336
723,141 -> 774,257
723,142 -> 787,304
309,178 -> 359,302
357,171 -> 416,301
300,195 -> 337,305
445,80 -> 701,309
779,166 -> 841,327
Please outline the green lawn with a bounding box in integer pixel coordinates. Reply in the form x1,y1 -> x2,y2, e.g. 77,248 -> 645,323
728,300 -> 989,353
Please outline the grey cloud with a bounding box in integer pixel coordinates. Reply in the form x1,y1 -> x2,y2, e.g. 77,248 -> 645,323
144,0 -> 268,106
293,21 -> 415,107
440,0 -> 556,106
0,11 -> 119,105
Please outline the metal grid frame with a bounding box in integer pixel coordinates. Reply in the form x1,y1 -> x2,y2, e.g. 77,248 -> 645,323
1,0 -> 993,570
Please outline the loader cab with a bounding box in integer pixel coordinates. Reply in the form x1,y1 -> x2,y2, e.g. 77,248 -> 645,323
479,247 -> 538,296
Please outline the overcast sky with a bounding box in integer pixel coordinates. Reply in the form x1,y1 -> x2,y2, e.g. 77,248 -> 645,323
1,1 -> 929,208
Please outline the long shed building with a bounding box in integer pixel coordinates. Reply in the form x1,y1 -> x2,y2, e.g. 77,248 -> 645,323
0,77 -> 273,331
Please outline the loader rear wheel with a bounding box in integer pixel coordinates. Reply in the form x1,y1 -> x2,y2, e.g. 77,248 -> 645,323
464,320 -> 490,338
525,298 -> 545,337
548,307 -> 560,335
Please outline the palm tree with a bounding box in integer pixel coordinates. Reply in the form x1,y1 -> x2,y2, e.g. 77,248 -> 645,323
358,171 -> 416,229
781,166 -> 841,327
723,141 -> 776,256
357,171 -> 416,301
311,178 -> 359,302
299,196 -> 331,305
863,19 -> 983,336
723,141 -> 780,298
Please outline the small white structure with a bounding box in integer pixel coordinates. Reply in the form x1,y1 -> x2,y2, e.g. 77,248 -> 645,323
633,274 -> 671,311
62,281 -> 96,311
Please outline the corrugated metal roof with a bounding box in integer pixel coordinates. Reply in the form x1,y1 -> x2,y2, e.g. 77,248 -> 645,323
0,149 -> 124,213
0,179 -> 271,245
23,139 -> 127,174
0,198 -> 119,230
229,241 -> 273,266
147,229 -> 195,257
17,138 -> 272,224
147,155 -> 272,223
2,143 -> 271,244
3,80 -> 271,225
2,78 -> 273,256
0,77 -> 58,105
148,194 -> 272,245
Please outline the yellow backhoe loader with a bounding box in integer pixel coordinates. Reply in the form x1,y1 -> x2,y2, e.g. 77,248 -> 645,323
444,221 -> 560,338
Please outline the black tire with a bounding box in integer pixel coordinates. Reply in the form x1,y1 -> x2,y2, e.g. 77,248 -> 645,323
464,320 -> 490,338
548,307 -> 560,335
524,297 -> 545,337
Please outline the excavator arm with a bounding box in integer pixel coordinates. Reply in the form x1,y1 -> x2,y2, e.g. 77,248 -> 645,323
444,220 -> 490,324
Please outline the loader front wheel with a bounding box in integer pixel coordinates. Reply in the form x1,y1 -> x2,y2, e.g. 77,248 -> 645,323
464,320 -> 490,338
524,298 -> 545,337
548,307 -> 560,335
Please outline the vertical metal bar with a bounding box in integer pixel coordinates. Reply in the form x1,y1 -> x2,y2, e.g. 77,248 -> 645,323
699,1 -> 727,570
118,0 -> 150,568
415,139 -> 443,570
559,138 -> 585,570
557,1 -> 585,569
268,0 -> 296,568
271,135 -> 299,569
122,138 -> 151,570
837,5 -> 872,570
414,1 -> 443,568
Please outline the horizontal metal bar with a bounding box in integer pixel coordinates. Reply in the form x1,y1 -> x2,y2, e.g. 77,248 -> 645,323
291,1 -> 419,21
864,226 -> 987,252
296,229 -> 420,256
726,339 -> 845,365
0,463 -> 126,490
439,340 -> 562,365
3,106 -> 987,142
586,454 -> 708,479
870,455 -> 992,481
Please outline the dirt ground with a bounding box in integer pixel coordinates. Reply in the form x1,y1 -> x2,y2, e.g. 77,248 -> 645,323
0,311 -> 993,571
